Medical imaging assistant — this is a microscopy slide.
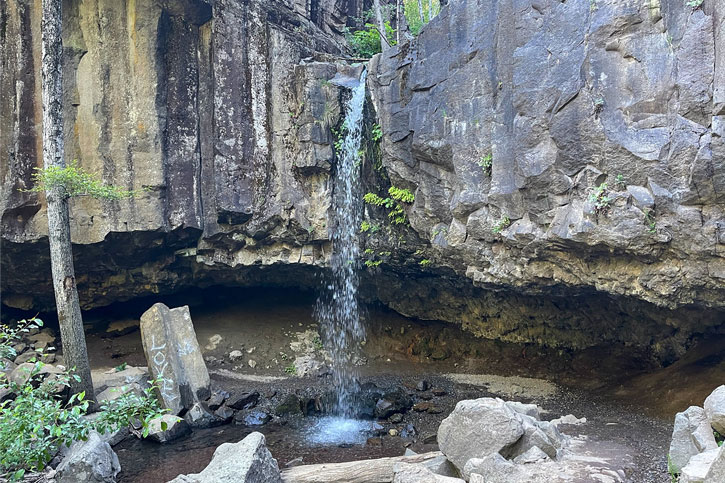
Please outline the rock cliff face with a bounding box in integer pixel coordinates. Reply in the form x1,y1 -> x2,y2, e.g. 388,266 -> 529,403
1,0 -> 724,362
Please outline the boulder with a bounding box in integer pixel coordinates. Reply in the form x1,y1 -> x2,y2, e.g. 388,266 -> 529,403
437,398 -> 524,471
465,454 -> 544,483
502,415 -> 562,460
140,303 -> 210,414
146,415 -> 191,443
96,383 -> 143,404
505,401 -> 541,420
392,462 -> 464,483
93,366 -> 148,394
56,431 -> 121,483
239,410 -> 272,426
680,449 -> 720,483
169,432 -> 282,483
704,445 -> 725,482
374,389 -> 413,419
207,389 -> 230,410
704,386 -> 725,434
670,406 -> 719,472
513,446 -> 550,465
184,402 -> 227,429
227,391 -> 260,410
275,394 -> 302,416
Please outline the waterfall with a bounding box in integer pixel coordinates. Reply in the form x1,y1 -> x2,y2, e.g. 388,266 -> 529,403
315,69 -> 367,419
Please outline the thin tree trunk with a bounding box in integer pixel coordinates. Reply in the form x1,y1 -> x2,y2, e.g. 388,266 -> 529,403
41,0 -> 94,400
396,0 -> 402,44
417,0 -> 425,24
428,0 -> 434,21
373,0 -> 390,52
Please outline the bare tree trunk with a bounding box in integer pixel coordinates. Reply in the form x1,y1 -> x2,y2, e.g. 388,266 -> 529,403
417,0 -> 425,24
373,0 -> 390,52
396,0 -> 402,44
41,0 -> 94,400
428,0 -> 434,21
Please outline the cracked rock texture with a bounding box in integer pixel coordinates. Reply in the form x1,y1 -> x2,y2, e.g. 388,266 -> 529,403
1,0 -> 724,362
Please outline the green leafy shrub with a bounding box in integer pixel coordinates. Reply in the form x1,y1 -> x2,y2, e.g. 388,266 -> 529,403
344,21 -> 396,58
419,259 -> 432,267
0,318 -> 166,479
364,186 -> 415,225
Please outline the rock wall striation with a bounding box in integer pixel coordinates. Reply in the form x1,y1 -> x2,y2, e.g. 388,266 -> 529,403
1,0 -> 724,362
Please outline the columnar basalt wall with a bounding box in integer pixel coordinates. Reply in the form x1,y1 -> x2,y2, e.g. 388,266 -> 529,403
367,0 -> 724,310
1,0 -> 724,362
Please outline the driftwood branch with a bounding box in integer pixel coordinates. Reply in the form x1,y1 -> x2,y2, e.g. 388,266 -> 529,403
281,451 -> 444,483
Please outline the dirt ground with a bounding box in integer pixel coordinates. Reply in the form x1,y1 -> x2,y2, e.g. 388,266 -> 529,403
72,287 -> 724,482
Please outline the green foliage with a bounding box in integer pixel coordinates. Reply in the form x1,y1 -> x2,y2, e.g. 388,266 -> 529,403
371,123 -> 383,142
0,318 -> 165,479
344,21 -> 396,58
614,174 -> 626,190
478,153 -> 492,176
332,124 -> 347,156
23,161 -> 135,200
360,221 -> 381,234
94,381 -> 167,438
364,186 -> 414,226
388,186 -> 415,203
284,364 -> 298,375
668,454 -> 679,482
114,362 -> 128,373
686,0 -> 703,7
588,183 -> 611,215
492,215 -> 511,234
419,259 -> 432,267
644,210 -> 656,234
364,259 -> 383,268
312,336 -> 324,351
405,0 -> 439,36
589,0 -> 598,12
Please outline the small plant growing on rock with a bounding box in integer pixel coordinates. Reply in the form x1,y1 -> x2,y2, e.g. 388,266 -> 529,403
686,0 -> 703,8
492,215 -> 511,234
363,186 -> 415,225
371,123 -> 383,142
364,259 -> 383,268
588,183 -> 611,215
478,153 -> 492,176
284,364 -> 297,375
614,174 -> 626,191
644,209 -> 657,234
419,259 -> 432,267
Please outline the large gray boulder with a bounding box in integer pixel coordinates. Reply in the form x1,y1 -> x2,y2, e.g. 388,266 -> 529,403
680,449 -> 720,483
146,415 -> 191,443
169,432 -> 282,483
669,406 -> 719,472
704,445 -> 725,483
392,462 -> 464,483
56,432 -> 121,483
437,398 -> 524,471
140,303 -> 210,414
704,385 -> 725,434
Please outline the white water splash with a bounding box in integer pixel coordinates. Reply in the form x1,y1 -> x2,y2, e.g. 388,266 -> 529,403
305,416 -> 372,446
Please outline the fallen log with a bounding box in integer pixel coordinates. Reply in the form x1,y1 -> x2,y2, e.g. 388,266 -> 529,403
281,451 -> 444,483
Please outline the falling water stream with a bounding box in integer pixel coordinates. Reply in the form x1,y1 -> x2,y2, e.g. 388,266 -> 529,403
309,69 -> 370,445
